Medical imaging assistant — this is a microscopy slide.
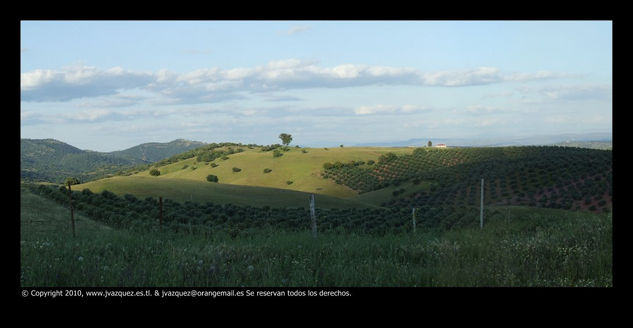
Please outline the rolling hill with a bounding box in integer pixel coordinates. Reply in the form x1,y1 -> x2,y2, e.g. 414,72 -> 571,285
75,145 -> 411,208
75,144 -> 611,216
20,138 -> 206,183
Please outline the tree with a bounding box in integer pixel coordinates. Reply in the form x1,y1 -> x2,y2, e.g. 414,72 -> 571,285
65,177 -> 81,187
427,140 -> 432,147
65,177 -> 80,238
206,174 -> 218,182
149,169 -> 160,176
279,133 -> 293,146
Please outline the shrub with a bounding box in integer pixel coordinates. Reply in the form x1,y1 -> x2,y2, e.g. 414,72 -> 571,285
263,168 -> 272,174
273,150 -> 283,158
206,175 -> 219,182
149,169 -> 160,176
286,181 -> 293,185
232,167 -> 242,173
301,149 -> 308,153
323,162 -> 333,170
221,156 -> 229,160
210,163 -> 219,168
261,144 -> 281,152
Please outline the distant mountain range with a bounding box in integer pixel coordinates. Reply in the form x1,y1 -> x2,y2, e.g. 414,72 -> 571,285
21,138 -> 206,183
354,132 -> 612,148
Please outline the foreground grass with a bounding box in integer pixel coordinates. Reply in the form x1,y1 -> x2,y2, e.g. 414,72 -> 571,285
21,189 -> 611,287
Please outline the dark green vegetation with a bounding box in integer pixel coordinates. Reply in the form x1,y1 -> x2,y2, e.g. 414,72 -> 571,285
21,138 -> 206,183
323,146 -> 612,214
206,174 -> 219,182
21,186 -> 612,287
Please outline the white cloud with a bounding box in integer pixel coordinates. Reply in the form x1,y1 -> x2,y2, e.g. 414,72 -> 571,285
21,60 -> 575,104
464,105 -> 506,115
355,104 -> 431,115
21,65 -> 154,102
285,26 -> 311,35
64,109 -> 113,122
505,71 -> 579,82
517,84 -> 612,104
421,67 -> 502,87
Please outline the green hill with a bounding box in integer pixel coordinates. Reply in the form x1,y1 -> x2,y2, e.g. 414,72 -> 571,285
118,145 -> 413,198
21,138 -> 139,183
21,138 -> 207,184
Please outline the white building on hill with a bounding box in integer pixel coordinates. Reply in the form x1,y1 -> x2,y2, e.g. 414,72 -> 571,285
435,143 -> 447,148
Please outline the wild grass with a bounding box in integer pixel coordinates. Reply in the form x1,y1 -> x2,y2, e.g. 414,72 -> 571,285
21,189 -> 611,287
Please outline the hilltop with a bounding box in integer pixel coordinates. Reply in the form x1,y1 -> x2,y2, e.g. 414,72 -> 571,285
108,139 -> 207,163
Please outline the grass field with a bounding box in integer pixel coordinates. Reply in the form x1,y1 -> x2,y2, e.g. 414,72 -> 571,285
132,146 -> 413,198
21,188 -> 612,287
75,146 -> 413,208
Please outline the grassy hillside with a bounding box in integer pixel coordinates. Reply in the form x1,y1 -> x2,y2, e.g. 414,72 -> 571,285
21,186 -> 612,287
133,146 -> 413,198
74,176 -> 376,209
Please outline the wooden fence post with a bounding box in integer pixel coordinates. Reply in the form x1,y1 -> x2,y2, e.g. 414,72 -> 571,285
309,194 -> 317,239
412,207 -> 416,233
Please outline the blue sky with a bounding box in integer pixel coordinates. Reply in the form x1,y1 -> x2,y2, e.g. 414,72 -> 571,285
21,20 -> 612,151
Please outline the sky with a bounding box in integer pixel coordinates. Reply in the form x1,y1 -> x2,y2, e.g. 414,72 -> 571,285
20,20 -> 612,152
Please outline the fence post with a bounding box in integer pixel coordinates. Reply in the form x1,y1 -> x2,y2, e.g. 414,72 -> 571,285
309,194 -> 317,239
412,207 -> 416,233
